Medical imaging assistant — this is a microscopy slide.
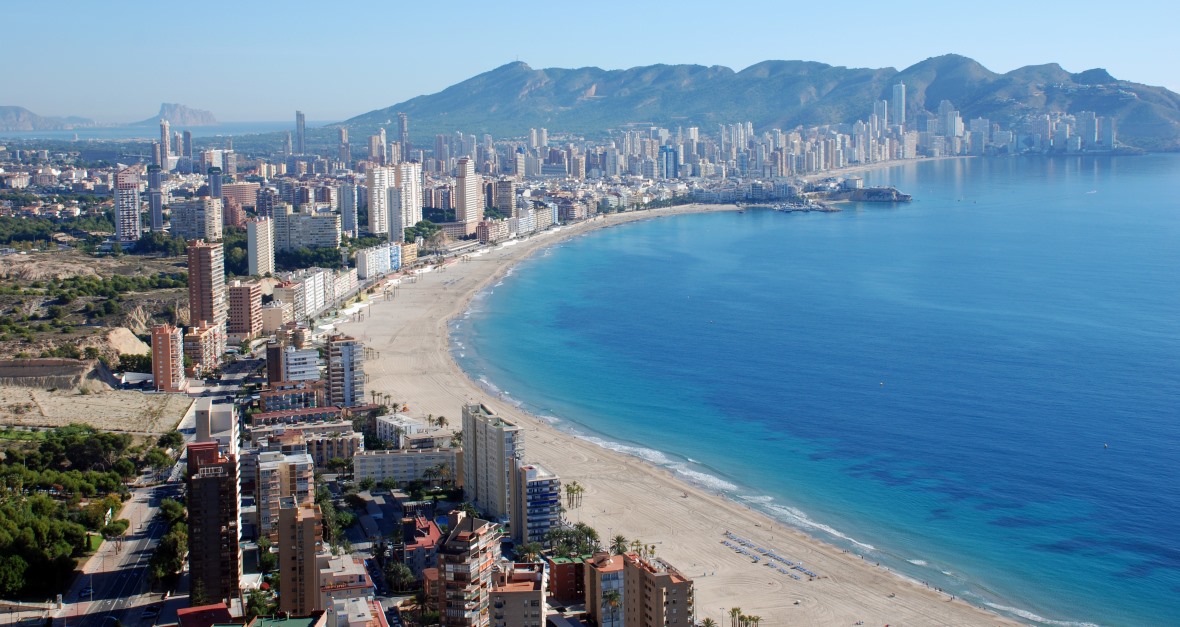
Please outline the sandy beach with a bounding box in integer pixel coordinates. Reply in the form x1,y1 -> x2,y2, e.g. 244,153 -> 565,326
340,203 -> 1016,626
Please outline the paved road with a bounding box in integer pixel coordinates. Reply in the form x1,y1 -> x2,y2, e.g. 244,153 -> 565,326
56,485 -> 177,627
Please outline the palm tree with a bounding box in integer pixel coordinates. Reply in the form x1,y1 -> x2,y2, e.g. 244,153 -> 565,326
611,534 -> 628,555
567,480 -> 585,508
517,541 -> 543,562
437,462 -> 453,486
700,619 -> 718,627
749,617 -> 761,627
436,415 -> 448,429
602,589 -> 622,625
423,465 -> 440,484
729,607 -> 742,627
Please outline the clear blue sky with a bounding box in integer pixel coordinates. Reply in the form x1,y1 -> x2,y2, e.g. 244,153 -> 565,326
7,0 -> 1177,123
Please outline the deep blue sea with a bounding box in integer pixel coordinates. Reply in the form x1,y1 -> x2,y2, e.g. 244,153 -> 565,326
451,155 -> 1180,626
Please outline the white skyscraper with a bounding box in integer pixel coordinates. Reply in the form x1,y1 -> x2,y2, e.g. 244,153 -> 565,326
366,166 -> 393,235
247,217 -> 275,276
892,82 -> 907,128
339,184 -> 358,238
462,403 -> 524,520
159,119 -> 171,168
390,161 -> 423,242
326,334 -> 364,407
114,168 -> 143,245
455,158 -> 482,225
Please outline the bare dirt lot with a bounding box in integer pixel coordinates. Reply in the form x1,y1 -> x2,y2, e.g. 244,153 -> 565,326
0,248 -> 185,282
0,386 -> 191,434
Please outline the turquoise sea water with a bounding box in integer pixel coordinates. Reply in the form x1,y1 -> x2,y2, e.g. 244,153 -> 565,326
451,155 -> 1180,626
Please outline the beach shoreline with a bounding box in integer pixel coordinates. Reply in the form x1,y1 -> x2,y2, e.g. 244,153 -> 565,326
339,200 -> 1019,626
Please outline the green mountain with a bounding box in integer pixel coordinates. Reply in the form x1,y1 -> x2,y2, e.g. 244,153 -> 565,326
341,54 -> 1180,150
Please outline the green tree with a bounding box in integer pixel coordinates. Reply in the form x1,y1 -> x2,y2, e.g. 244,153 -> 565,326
384,562 -> 415,593
158,499 -> 185,526
245,588 -> 276,619
113,458 -> 136,479
257,536 -> 277,573
458,502 -> 479,519
156,430 -> 183,450
119,354 -> 152,374
0,554 -> 28,597
143,447 -> 172,473
100,519 -> 129,538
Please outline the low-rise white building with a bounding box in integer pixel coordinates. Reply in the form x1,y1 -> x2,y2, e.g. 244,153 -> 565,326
374,413 -> 427,447
352,448 -> 458,486
283,346 -> 321,381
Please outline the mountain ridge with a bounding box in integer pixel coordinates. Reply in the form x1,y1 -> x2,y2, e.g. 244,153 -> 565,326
0,106 -> 97,132
342,54 -> 1180,150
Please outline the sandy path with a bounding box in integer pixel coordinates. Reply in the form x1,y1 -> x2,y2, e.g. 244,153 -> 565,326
340,204 -> 1016,626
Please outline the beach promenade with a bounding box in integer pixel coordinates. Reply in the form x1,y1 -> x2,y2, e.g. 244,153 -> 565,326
338,203 -> 1017,626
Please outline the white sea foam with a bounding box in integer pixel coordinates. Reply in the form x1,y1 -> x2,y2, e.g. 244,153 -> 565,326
738,494 -> 774,504
672,465 -> 738,491
538,415 -> 562,424
907,559 -> 928,566
581,436 -> 674,466
765,504 -> 877,552
575,435 -> 738,491
984,603 -> 1101,627
477,377 -> 502,395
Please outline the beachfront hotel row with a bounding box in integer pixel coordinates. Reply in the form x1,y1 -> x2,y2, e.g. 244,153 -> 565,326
170,305 -> 699,627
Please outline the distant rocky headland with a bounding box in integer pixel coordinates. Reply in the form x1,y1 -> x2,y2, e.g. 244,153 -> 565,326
0,106 -> 97,131
132,103 -> 218,127
0,102 -> 218,132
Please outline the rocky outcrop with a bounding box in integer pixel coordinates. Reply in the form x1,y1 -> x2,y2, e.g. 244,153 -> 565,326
134,103 -> 217,127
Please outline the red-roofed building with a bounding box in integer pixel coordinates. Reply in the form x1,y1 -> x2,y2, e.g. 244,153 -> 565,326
394,515 -> 442,580
176,602 -> 233,627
